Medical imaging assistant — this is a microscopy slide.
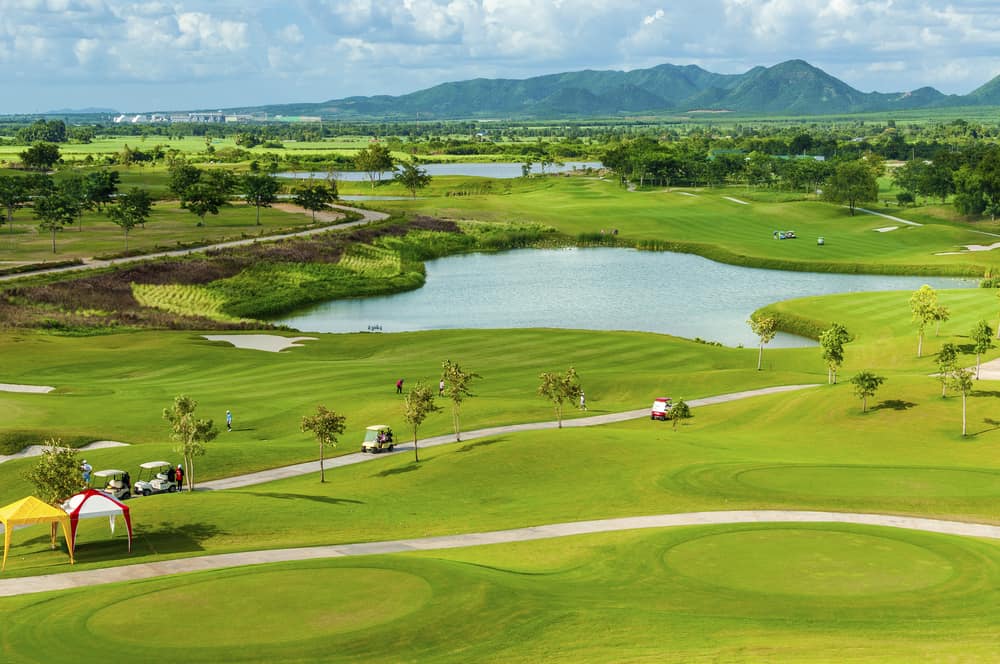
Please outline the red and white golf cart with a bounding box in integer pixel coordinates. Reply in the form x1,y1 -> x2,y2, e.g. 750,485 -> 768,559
650,397 -> 673,421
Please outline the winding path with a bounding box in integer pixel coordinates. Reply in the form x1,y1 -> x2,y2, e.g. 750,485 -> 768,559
0,204 -> 389,283
2,510 -> 997,598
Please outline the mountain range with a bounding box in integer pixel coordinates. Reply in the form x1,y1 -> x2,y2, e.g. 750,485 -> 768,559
228,59 -> 1000,120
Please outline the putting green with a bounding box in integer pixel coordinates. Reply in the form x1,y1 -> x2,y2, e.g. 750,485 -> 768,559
663,528 -> 956,596
87,568 -> 431,647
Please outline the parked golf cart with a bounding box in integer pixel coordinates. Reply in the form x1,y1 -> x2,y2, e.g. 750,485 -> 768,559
93,469 -> 131,501
650,397 -> 673,421
361,425 -> 395,454
133,461 -> 178,496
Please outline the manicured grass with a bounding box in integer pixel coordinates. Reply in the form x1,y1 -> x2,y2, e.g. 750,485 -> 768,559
2,525 -> 997,662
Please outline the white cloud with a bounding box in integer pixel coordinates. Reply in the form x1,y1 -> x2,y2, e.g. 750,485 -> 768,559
643,9 -> 664,25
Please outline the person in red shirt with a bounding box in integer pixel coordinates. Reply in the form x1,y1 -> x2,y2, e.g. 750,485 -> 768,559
175,464 -> 184,492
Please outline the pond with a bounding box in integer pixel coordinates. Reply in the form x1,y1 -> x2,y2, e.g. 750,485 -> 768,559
273,248 -> 974,347
278,161 -> 602,182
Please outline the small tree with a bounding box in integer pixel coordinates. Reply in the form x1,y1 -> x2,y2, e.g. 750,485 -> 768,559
667,398 -> 692,430
819,323 -> 850,384
537,367 -> 582,428
300,405 -> 347,483
168,162 -> 202,203
108,187 -> 154,252
850,370 -> 886,413
292,181 -> 338,222
163,395 -> 218,492
20,142 -> 61,171
184,182 -> 227,226
972,319 -> 994,379
394,160 -> 432,198
241,172 -> 281,225
937,342 -> 960,397
33,191 -> 78,253
0,174 -> 30,234
22,440 -> 81,505
403,382 -> 441,462
932,304 -> 950,336
822,159 -> 878,215
747,313 -> 778,371
441,360 -> 481,442
948,366 -> 975,436
354,142 -> 394,190
909,285 -> 938,358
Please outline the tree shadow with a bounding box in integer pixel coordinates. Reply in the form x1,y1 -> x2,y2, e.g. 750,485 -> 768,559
137,521 -> 228,555
971,389 -> 1000,398
374,461 -> 427,477
240,492 -> 364,506
457,437 -> 505,453
871,399 -> 916,412
970,418 -> 1000,437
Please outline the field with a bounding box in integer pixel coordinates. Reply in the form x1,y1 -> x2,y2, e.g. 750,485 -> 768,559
2,164 -> 1000,661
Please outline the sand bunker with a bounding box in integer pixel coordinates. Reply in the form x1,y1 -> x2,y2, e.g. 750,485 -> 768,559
0,440 -> 129,465
676,192 -> 698,197
203,334 -> 318,352
723,196 -> 749,205
0,383 -> 55,394
873,226 -> 899,233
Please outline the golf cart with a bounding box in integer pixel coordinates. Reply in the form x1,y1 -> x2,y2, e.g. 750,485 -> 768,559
94,469 -> 131,501
650,397 -> 673,421
133,461 -> 178,496
361,425 -> 395,454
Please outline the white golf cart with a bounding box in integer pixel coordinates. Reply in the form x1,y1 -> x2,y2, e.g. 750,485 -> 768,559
133,461 -> 178,496
361,425 -> 395,454
94,468 -> 131,501
650,397 -> 673,421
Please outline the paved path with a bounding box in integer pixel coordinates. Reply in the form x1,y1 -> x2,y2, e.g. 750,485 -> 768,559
2,509 -> 997,598
200,384 -> 820,491
854,207 -> 923,227
0,204 -> 389,283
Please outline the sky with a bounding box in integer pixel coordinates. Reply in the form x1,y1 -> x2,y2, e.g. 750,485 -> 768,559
3,0 -> 1000,114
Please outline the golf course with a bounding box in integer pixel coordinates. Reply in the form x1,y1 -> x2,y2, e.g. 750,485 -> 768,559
1,168 -> 999,662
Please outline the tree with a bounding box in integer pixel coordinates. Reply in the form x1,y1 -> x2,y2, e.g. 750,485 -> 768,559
163,395 -> 218,492
0,175 -> 30,234
937,342 -> 960,397
20,142 -> 61,171
241,173 -> 281,225
948,366 -> 975,436
184,182 -> 227,226
971,320 -> 994,379
292,181 -> 337,222
394,160 -> 431,198
747,313 -> 778,371
57,174 -> 91,232
932,304 -> 950,336
85,170 -> 120,212
850,371 -> 885,413
403,382 -> 441,462
22,440 -> 81,505
823,159 -> 878,215
909,285 -> 939,357
667,398 -> 692,430
300,405 -> 346,483
108,187 -> 154,252
168,162 -> 202,203
33,191 -> 78,253
537,367 -> 582,429
819,323 -> 850,384
441,360 -> 481,442
354,142 -> 394,190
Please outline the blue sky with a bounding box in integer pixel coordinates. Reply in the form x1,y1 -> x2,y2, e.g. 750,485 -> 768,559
3,0 -> 1000,114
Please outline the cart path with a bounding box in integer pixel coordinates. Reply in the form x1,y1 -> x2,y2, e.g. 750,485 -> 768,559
2,509 -> 997,597
0,204 -> 389,282
200,384 -> 821,491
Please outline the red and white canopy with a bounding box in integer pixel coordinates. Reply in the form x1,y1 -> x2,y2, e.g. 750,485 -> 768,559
61,489 -> 132,553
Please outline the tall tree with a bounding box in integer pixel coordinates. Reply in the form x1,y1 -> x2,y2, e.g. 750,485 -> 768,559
971,319 -> 994,379
163,395 -> 218,492
937,342 -> 960,398
108,187 -> 154,252
354,142 -> 394,190
300,405 -> 346,483
747,313 -> 778,371
537,367 -> 582,429
394,160 -> 432,198
403,382 -> 441,462
948,366 -> 975,436
33,191 -> 79,252
241,172 -> 281,225
292,181 -> 337,222
823,159 -> 878,215
22,441 -> 81,505
819,323 -> 850,384
909,285 -> 938,357
441,360 -> 481,442
0,175 -> 29,234
850,371 -> 885,413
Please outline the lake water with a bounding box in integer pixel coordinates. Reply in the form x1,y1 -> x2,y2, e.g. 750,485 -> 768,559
273,248 -> 974,347
279,161 -> 602,182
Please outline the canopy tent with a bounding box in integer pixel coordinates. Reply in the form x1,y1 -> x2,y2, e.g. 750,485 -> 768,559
61,489 -> 133,553
0,496 -> 75,572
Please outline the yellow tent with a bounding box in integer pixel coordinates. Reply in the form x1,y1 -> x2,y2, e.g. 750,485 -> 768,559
0,496 -> 75,572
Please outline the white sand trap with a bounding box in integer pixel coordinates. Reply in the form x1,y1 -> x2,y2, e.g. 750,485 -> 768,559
961,241 -> 1000,252
873,226 -> 899,233
203,334 -> 318,353
723,196 -> 749,205
0,440 -> 129,465
676,192 -> 698,197
0,383 -> 55,394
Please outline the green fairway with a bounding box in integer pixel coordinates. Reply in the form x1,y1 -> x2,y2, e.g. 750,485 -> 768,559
2,525 -> 997,663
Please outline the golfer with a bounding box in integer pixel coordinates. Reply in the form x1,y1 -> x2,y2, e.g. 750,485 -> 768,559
579,392 -> 587,411
226,409 -> 233,432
